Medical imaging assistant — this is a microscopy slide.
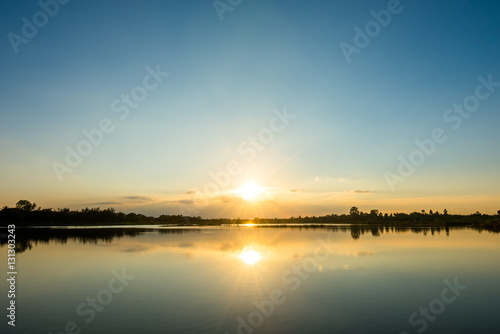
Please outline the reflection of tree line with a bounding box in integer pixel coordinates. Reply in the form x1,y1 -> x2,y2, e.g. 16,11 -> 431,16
347,224 -> 459,239
2,225 -> 495,254
244,224 -> 461,239
0,227 -> 201,254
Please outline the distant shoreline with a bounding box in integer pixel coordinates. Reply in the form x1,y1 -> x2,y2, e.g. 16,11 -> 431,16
2,201 -> 499,232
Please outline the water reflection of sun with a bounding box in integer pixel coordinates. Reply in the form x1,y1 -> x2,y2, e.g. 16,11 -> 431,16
239,247 -> 261,265
221,246 -> 266,318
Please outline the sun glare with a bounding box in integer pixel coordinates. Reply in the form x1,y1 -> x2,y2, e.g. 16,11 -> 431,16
237,182 -> 263,201
239,248 -> 261,265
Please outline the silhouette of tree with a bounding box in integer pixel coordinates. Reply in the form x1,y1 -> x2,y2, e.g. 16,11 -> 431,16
16,200 -> 36,211
349,206 -> 360,216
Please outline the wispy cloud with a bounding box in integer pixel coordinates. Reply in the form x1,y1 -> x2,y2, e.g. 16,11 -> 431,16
88,195 -> 157,207
124,196 -> 154,202
352,190 -> 372,194
216,195 -> 245,204
90,201 -> 122,205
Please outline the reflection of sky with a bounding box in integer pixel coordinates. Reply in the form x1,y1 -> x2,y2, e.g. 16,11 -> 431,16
2,227 -> 500,333
14,227 -> 500,276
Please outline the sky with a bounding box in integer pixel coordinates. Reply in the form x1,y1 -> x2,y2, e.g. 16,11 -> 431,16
0,0 -> 499,218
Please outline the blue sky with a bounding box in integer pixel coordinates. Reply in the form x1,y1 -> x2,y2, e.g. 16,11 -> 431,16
1,0 -> 499,217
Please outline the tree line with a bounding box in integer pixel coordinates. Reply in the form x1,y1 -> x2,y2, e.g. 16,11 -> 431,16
1,201 -> 499,230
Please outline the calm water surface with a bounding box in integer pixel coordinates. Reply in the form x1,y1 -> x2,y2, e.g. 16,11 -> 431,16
1,226 -> 499,333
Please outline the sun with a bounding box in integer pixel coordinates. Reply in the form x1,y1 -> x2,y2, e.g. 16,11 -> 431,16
237,182 -> 263,201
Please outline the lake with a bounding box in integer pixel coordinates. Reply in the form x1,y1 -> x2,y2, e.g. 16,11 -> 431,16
1,225 -> 499,333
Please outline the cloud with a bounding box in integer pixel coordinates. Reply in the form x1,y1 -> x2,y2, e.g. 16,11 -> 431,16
89,201 -> 123,205
216,195 -> 244,204
185,190 -> 196,195
352,190 -> 372,194
88,195 -> 156,208
124,196 -> 154,202
290,189 -> 299,192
